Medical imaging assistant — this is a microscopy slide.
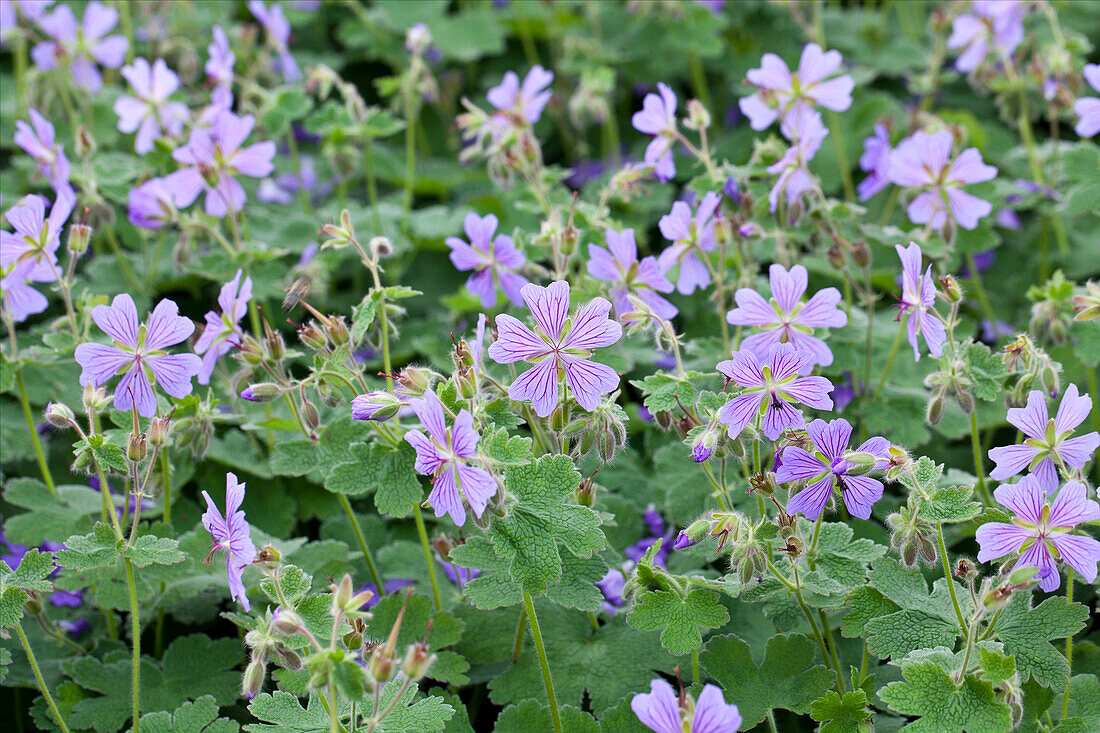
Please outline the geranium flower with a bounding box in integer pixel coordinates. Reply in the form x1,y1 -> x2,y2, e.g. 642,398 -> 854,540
895,241 -> 946,361
1074,63 -> 1100,138
446,213 -> 528,308
487,280 -> 622,417
194,269 -> 252,384
74,294 -> 202,417
631,82 -> 679,181
205,25 -> 235,93
166,110 -> 276,217
114,57 -> 189,154
487,64 -> 554,125
988,385 -> 1100,487
1,1 -> 53,45
726,263 -> 847,369
127,177 -> 177,230
1,260 -> 51,323
248,0 -> 300,83
587,227 -> 677,322
404,389 -> 497,527
766,107 -> 828,212
716,343 -> 834,440
31,1 -> 127,93
201,472 -> 256,610
777,418 -> 890,520
976,473 -> 1100,592
947,0 -> 1026,73
657,191 -> 720,295
631,679 -> 742,733
857,123 -> 892,201
888,129 -> 997,233
2,189 -> 74,282
13,108 -> 70,192
739,42 -> 853,135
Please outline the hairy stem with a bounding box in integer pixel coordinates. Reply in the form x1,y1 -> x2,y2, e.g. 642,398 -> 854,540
413,505 -> 442,611
1063,568 -> 1074,718
969,412 -> 992,506
16,371 -> 55,494
936,525 -> 968,634
126,558 -> 141,733
523,591 -> 563,733
18,623 -> 72,733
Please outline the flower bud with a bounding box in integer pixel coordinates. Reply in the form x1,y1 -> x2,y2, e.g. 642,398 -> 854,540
272,608 -> 303,635
300,396 -> 321,431
941,274 -> 963,303
326,317 -> 350,346
850,241 -> 871,268
67,223 -> 92,256
45,402 -> 76,428
343,630 -> 363,650
299,322 -> 328,351
274,647 -> 303,671
242,659 -> 266,699
148,416 -> 171,446
369,647 -> 395,683
128,432 -> 147,462
954,386 -> 975,415
369,236 -> 393,258
395,366 -> 432,397
826,244 -> 846,270
75,125 -> 97,158
402,642 -> 435,681
332,574 -> 354,612
241,383 -> 281,402
351,391 -> 401,422
685,99 -> 711,130
691,428 -> 717,463
405,22 -> 431,55
675,519 -> 711,550
926,392 -> 945,425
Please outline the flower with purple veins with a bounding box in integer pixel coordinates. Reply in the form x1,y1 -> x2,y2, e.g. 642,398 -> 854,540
446,213 -> 528,308
2,189 -> 74,282
205,25 -> 235,93
716,343 -> 834,441
726,263 -> 847,369
976,473 -> 1100,592
1074,64 -> 1100,138
587,227 -> 677,322
487,280 -> 623,418
631,82 -> 679,182
201,472 -> 256,611
404,389 -> 497,527
487,64 -> 554,125
988,385 -> 1100,487
777,418 -> 891,520
631,679 -> 742,733
857,123 -> 892,201
766,107 -> 828,212
350,391 -> 403,422
248,0 -> 300,83
739,42 -> 853,136
895,241 -> 946,361
194,269 -> 252,385
74,294 -> 202,418
166,110 -> 276,217
657,191 -> 720,295
114,58 -> 189,155
14,108 -> 71,192
888,129 -> 997,233
127,177 -> 178,230
947,0 -> 1026,73
31,1 -> 127,94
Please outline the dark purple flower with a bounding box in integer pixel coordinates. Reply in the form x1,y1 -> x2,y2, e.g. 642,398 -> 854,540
50,588 -> 83,608
632,679 -> 742,733
201,472 -> 256,610
446,213 -> 528,308
657,191 -> 720,295
32,1 -> 127,93
587,227 -> 677,322
59,618 -> 91,637
194,269 -> 252,385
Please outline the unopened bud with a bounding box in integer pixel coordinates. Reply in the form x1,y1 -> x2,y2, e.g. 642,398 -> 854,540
148,416 -> 170,446
272,608 -> 303,634
395,366 -> 432,397
241,383 -> 281,402
300,396 -> 320,430
685,99 -> 711,130
75,125 -> 96,158
332,574 -> 354,611
45,402 -> 76,428
351,391 -> 401,422
402,643 -> 435,680
926,393 -> 945,425
299,323 -> 328,351
67,223 -> 92,255
370,648 -> 395,683
941,274 -> 963,302
851,241 -> 871,268
127,432 -> 147,462
954,388 -> 975,415
405,22 -> 431,54
691,428 -> 717,463
343,630 -> 363,650
826,245 -> 846,270
369,236 -> 393,258
242,660 -> 266,699
274,647 -> 303,671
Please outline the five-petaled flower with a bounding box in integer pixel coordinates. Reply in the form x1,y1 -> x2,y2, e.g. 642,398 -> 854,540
487,64 -> 554,126
194,269 -> 253,385
14,108 -> 71,193
716,343 -> 834,441
631,82 -> 679,182
114,57 -> 189,155
657,191 -> 721,295
988,385 -> 1100,487
739,42 -> 854,136
1074,63 -> 1100,138
248,0 -> 300,83
777,418 -> 891,520
726,263 -> 847,369
766,106 -> 828,212
404,389 -> 497,527
446,213 -> 528,308
631,678 -> 742,733
488,280 -> 623,417
976,472 -> 1100,592
895,241 -> 946,361
127,177 -> 178,230
31,0 -> 127,94
74,294 -> 202,417
1,188 -> 74,284
587,227 -> 677,323
947,0 -> 1026,73
201,472 -> 256,610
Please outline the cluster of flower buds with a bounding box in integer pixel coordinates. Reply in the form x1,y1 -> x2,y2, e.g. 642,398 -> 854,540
243,608 -> 306,698
1002,334 -> 1061,404
886,501 -> 938,568
171,397 -> 217,458
568,66 -> 613,127
403,23 -> 439,103
924,360 -> 975,422
1027,271 -> 1076,346
561,397 -> 628,463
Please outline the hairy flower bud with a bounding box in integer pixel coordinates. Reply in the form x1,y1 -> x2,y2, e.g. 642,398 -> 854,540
45,402 -> 76,428
402,642 -> 435,681
684,99 -> 711,130
75,125 -> 97,158
940,274 -> 963,303
332,574 -> 355,612
691,427 -> 717,463
926,391 -> 946,425
67,223 -> 92,256
241,383 -> 282,402
826,244 -> 846,270
128,432 -> 147,462
148,416 -> 171,447
351,391 -> 401,422
242,660 -> 266,699
369,235 -> 393,258
300,396 -> 321,431
272,608 -> 303,635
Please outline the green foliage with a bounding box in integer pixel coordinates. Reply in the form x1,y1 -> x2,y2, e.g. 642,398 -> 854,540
809,689 -> 873,733
2,478 -> 102,546
128,696 -> 239,733
246,687 -> 453,733
989,593 -> 1088,692
628,373 -> 703,414
879,661 -> 1013,732
493,701 -> 598,733
0,549 -> 55,627
627,588 -> 729,656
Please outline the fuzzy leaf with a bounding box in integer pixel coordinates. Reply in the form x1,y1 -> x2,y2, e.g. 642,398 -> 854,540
628,589 -> 729,656
56,523 -> 122,571
123,536 -> 185,568
127,695 -> 238,733
809,689 -> 872,733
990,593 -> 1088,693
879,661 -> 1013,732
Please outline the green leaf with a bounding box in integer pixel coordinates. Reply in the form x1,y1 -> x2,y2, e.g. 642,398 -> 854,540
1,548 -> 56,627
246,688 -> 453,733
965,342 -> 1008,402
627,373 -> 703,414
123,536 -> 185,568
840,585 -> 900,638
879,661 -> 1013,733
920,485 -> 982,523
81,434 -> 129,474
991,593 -> 1088,693
628,589 -> 729,656
861,556 -> 967,660
481,427 -> 533,466
701,633 -> 835,728
2,478 -> 102,546
128,695 -> 239,733
326,442 -> 423,518
493,701 -> 598,733
260,564 -> 312,606
801,519 -> 886,604
56,523 -> 122,571
260,88 -> 312,136
365,593 -> 469,685
1059,674 -> 1100,732
809,689 -> 872,733
979,647 -> 1017,687
486,455 -> 604,596
270,418 -> 371,479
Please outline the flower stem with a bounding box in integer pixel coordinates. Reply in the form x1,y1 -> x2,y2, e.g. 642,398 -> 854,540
125,558 -> 141,733
1063,568 -> 1074,718
969,412 -> 992,506
413,505 -> 442,611
964,254 -> 997,328
873,322 -> 905,398
18,623 -> 71,733
936,524 -> 968,634
338,495 -> 384,593
102,227 -> 143,294
522,591 -> 563,733
512,606 -> 527,664
16,370 -> 55,494
691,648 -> 701,685
160,450 -> 171,525
819,611 -> 846,692
402,90 -> 416,232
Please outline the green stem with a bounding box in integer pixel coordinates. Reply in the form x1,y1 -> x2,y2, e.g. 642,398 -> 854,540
413,506 -> 442,611
522,592 -> 563,733
862,266 -> 875,397
819,611 -> 846,692
873,322 -> 905,398
16,371 -> 55,494
965,254 -> 997,328
286,130 -> 313,216
1063,568 -> 1074,718
691,648 -> 701,685
828,110 -> 856,201
118,0 -> 135,63
402,91 -> 416,232
125,558 -> 141,733
687,52 -> 711,113
14,33 -> 28,116
160,450 -> 171,525
969,412 -> 992,506
512,607 -> 527,664
936,524 -> 968,634
364,140 -> 382,233
338,495 -> 384,593
18,623 -> 72,733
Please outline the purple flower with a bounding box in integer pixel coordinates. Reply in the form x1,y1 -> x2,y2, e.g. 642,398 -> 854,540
2,189 -> 74,282
888,129 -> 997,232
631,679 -> 742,733
857,123 -> 892,201
1074,64 -> 1100,138
257,155 -> 319,205
766,108 -> 828,212
14,108 -> 70,192
988,385 -> 1100,487
350,391 -> 402,422
114,58 -> 189,155
248,1 -> 300,83
205,25 -> 235,93
487,64 -> 554,125
947,0 -> 1026,73
404,389 -> 497,527
438,559 -> 480,589
716,343 -> 834,441
726,263 -> 847,369
357,578 -> 417,609
446,213 -> 528,308
1,1 -> 54,44
487,281 -> 623,417
201,472 -> 256,610
895,241 -> 946,361
631,83 -> 678,182
739,42 -> 853,135
166,110 -> 276,217
194,269 -> 252,385
657,191 -> 720,295
1,261 -> 50,323
597,566 -> 628,613
50,588 -> 83,608
587,227 -> 677,322
31,1 -> 127,93
127,177 -> 177,230
976,473 -> 1100,592
777,418 -> 890,520
74,294 -> 202,417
